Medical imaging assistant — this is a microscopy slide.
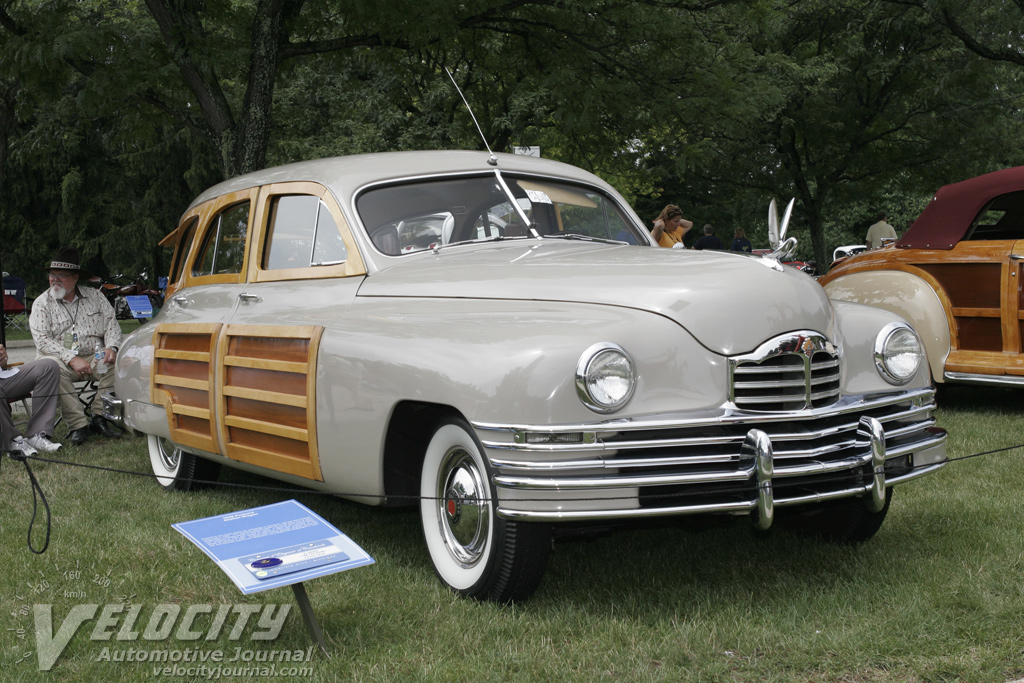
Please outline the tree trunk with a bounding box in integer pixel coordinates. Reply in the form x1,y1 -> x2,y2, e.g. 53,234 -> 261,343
233,0 -> 286,176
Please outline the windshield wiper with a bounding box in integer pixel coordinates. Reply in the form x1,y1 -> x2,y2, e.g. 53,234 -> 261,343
543,232 -> 629,245
431,233 -> 513,254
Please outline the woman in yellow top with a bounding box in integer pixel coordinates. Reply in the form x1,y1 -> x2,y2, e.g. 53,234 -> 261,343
650,204 -> 694,248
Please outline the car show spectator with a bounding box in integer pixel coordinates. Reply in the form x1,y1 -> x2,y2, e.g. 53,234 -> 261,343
28,246 -> 122,445
650,204 -> 694,248
865,211 -> 898,249
730,228 -> 752,252
692,223 -> 723,250
0,345 -> 62,455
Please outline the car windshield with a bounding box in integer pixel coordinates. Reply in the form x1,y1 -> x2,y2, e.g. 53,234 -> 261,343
356,173 -> 648,255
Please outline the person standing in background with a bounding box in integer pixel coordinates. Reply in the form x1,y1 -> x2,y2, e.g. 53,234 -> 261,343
650,204 -> 694,248
692,224 -> 723,250
866,211 -> 897,249
730,228 -> 752,252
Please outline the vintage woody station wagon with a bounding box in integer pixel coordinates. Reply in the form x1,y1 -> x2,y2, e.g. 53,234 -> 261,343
821,166 -> 1024,388
104,151 -> 948,602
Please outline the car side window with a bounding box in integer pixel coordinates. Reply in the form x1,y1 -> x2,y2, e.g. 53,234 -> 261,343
966,191 -> 1024,241
263,195 -> 348,269
193,201 -> 250,276
168,217 -> 198,285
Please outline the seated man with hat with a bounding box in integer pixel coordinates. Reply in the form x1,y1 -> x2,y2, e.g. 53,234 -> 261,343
29,246 -> 123,445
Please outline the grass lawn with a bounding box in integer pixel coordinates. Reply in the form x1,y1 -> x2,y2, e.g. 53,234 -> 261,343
2,385 -> 1023,682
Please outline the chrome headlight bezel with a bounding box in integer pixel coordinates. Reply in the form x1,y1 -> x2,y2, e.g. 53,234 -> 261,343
873,322 -> 923,385
575,342 -> 636,413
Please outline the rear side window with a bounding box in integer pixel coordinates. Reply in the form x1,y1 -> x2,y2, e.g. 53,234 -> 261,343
967,191 -> 1024,241
262,195 -> 348,269
193,202 -> 250,276
168,217 -> 198,284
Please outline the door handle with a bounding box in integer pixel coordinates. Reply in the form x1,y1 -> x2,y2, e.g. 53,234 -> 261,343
172,295 -> 189,307
1010,254 -> 1024,261
238,292 -> 260,302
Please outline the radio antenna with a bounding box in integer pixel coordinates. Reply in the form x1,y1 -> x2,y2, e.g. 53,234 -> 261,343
445,67 -> 498,166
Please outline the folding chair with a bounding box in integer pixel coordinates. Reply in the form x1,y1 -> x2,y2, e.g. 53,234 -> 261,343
53,379 -> 98,438
3,274 -> 29,333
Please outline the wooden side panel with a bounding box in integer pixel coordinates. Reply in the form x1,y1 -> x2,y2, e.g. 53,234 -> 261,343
217,324 -> 324,481
917,263 -> 1003,352
151,323 -> 222,453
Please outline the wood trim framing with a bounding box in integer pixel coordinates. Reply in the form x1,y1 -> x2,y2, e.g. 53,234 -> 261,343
216,323 -> 324,480
248,181 -> 366,284
151,322 -> 222,454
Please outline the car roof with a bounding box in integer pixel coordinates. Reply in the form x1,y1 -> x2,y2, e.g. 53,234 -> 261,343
899,166 -> 1024,250
186,150 -> 613,212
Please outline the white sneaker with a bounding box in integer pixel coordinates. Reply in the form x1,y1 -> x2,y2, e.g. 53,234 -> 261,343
27,433 -> 63,453
11,435 -> 38,456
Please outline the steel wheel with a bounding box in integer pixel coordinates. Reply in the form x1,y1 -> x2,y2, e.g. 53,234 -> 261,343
147,435 -> 220,492
420,417 -> 550,602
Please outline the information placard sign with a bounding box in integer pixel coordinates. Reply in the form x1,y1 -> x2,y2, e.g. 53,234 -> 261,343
173,500 -> 374,595
125,294 -> 154,319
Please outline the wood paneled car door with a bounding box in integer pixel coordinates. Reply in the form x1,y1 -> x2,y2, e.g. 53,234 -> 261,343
151,189 -> 256,455
913,200 -> 1024,377
212,182 -> 366,481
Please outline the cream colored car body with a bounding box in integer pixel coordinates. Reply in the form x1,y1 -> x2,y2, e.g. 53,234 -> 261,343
106,150 -> 947,602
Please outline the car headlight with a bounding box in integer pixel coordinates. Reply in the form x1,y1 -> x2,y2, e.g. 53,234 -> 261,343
874,323 -> 923,384
576,343 -> 636,413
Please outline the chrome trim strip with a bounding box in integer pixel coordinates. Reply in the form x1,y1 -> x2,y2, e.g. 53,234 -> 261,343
944,371 -> 1024,387
493,466 -> 756,490
885,461 -> 946,485
495,463 -> 948,521
497,500 -> 757,521
474,387 -> 935,437
480,401 -> 936,454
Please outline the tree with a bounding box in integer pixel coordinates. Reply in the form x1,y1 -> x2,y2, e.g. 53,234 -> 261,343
637,0 -> 1019,268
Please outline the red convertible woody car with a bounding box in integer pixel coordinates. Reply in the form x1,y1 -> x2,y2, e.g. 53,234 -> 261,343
821,166 -> 1024,387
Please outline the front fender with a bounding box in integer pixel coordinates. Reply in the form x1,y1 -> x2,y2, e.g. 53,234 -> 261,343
824,270 -> 950,383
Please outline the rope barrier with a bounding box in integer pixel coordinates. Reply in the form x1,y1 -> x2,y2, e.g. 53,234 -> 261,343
6,449 -> 51,554
4,441 -> 1022,556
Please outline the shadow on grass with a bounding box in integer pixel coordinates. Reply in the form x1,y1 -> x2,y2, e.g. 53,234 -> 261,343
936,383 -> 1024,415
64,435 -> 975,618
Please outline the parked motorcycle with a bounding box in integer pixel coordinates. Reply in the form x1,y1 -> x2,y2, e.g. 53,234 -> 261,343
91,271 -> 164,320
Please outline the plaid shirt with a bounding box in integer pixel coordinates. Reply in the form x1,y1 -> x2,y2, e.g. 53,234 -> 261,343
29,286 -> 123,365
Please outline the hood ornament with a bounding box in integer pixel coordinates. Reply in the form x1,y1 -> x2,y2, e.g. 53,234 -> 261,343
765,198 -> 798,262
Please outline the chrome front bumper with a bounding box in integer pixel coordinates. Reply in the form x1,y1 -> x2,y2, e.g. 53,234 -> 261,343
475,388 -> 947,525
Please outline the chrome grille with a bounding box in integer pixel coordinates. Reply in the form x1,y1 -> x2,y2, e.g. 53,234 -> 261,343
730,331 -> 841,411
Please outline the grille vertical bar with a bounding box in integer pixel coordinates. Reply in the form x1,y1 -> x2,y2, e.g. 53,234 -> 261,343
730,332 -> 841,411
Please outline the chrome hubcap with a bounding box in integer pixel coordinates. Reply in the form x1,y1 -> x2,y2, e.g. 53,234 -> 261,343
157,437 -> 180,472
437,447 -> 489,567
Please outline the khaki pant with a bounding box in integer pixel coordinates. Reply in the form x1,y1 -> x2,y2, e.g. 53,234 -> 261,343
0,357 -> 61,451
57,360 -> 116,431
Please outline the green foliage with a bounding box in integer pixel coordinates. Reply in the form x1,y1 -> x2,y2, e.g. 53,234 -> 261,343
3,0 -> 1024,284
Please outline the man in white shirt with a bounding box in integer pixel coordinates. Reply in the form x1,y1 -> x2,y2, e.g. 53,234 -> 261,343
866,212 -> 898,249
29,246 -> 123,445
